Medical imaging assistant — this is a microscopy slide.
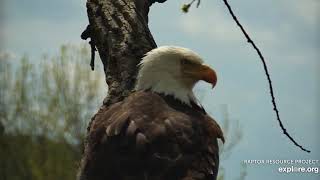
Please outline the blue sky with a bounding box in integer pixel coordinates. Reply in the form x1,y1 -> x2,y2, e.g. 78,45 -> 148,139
1,0 -> 319,179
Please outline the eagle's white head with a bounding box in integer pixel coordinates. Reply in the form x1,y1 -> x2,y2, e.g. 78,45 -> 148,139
135,46 -> 217,106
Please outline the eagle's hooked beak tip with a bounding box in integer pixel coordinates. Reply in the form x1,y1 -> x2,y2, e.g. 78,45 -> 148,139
200,64 -> 217,89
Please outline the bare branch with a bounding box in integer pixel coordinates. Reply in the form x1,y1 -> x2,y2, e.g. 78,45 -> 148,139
221,0 -> 310,153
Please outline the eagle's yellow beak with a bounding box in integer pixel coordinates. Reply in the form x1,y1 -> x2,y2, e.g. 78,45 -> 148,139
198,64 -> 217,89
182,63 -> 217,88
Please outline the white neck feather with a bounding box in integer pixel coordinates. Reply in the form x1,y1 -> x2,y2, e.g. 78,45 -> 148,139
135,71 -> 197,106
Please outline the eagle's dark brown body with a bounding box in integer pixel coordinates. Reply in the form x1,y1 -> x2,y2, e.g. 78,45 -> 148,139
78,91 -> 224,180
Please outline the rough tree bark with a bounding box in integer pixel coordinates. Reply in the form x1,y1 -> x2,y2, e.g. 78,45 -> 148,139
82,0 -> 161,107
79,0 -> 164,175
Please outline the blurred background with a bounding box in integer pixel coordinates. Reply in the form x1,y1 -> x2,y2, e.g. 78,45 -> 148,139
0,0 -> 319,180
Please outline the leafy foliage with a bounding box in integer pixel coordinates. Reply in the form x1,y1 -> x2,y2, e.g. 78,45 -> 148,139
0,44 -> 105,180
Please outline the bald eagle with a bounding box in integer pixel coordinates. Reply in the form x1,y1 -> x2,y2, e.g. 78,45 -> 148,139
78,46 -> 224,180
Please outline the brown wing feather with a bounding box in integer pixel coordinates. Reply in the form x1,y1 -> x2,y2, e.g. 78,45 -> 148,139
78,91 -> 224,180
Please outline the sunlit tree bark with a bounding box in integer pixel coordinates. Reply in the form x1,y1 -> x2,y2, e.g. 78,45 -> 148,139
82,0 -> 159,106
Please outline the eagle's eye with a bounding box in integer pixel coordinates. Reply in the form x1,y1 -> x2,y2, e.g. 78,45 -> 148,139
180,58 -> 201,77
181,58 -> 198,67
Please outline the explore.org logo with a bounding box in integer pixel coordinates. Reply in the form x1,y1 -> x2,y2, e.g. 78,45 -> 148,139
278,166 -> 318,173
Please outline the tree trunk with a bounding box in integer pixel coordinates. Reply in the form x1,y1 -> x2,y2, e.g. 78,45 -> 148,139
83,0 -> 159,106
78,0 -> 164,178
